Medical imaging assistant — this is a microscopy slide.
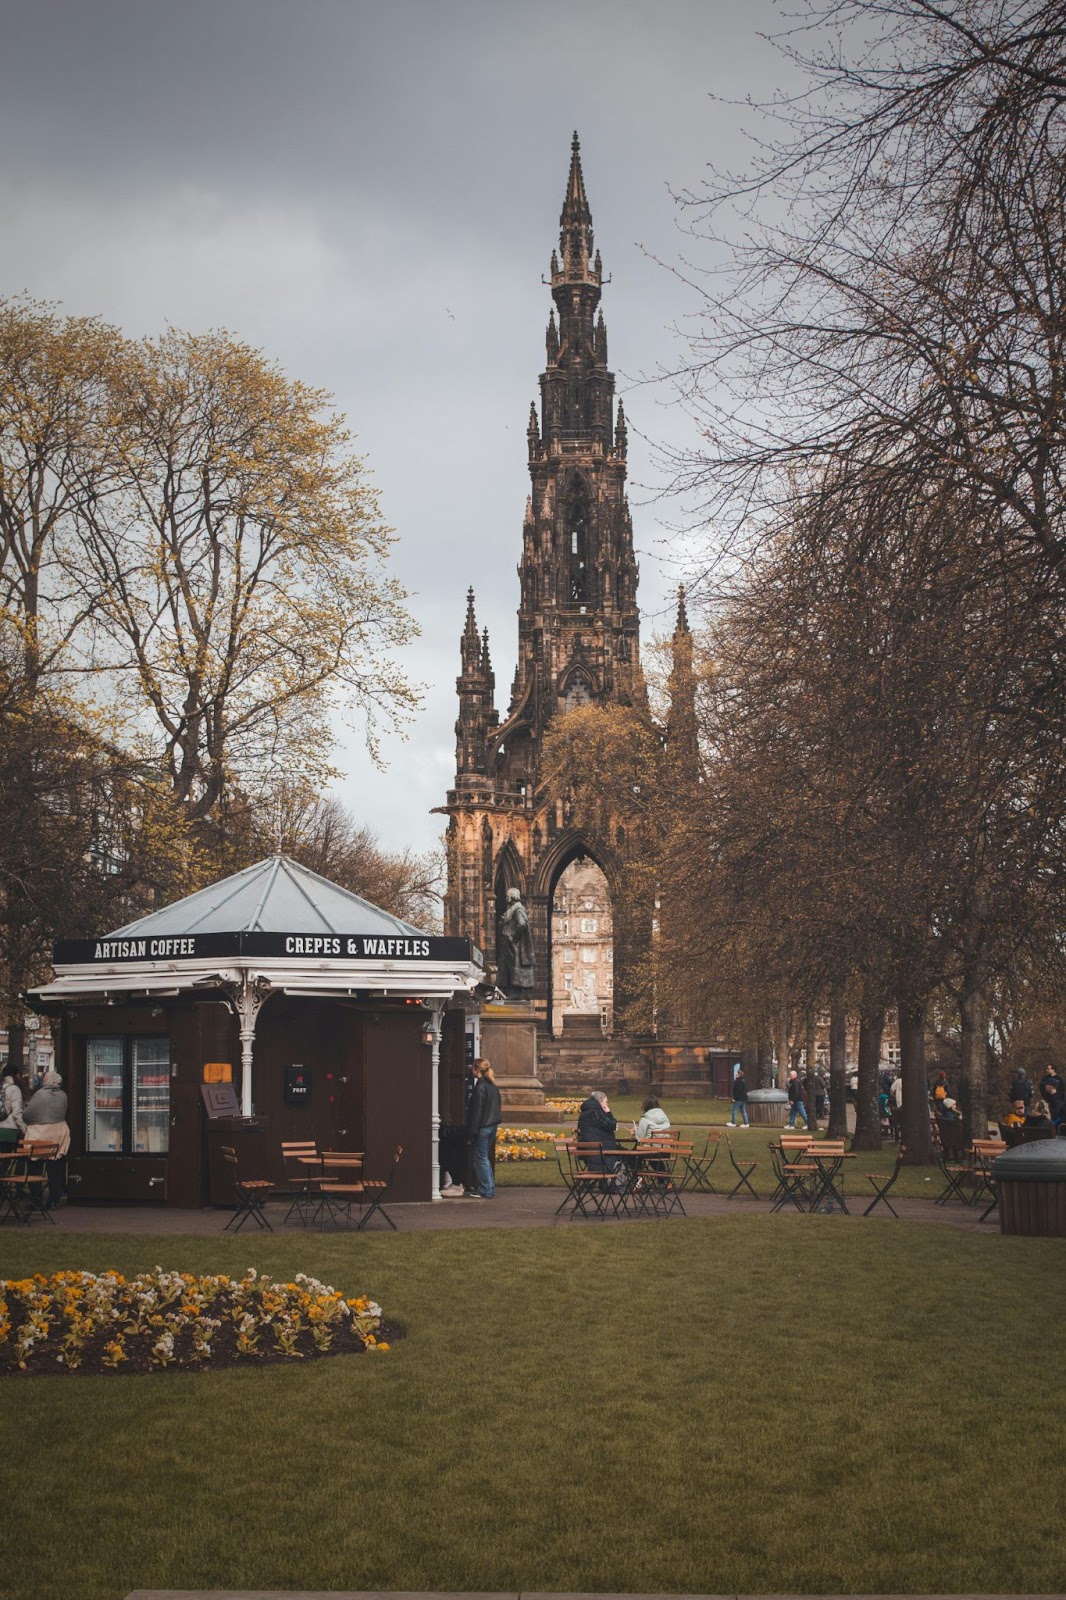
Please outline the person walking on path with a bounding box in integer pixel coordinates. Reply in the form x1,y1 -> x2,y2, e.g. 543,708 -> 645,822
465,1058 -> 502,1199
786,1070 -> 808,1129
730,1069 -> 749,1127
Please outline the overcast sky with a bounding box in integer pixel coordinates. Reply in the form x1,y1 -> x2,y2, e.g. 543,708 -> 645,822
0,0 -> 790,857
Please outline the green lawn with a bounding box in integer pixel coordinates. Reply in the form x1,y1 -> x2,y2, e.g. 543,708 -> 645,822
1,1220 -> 1063,1600
497,1096 -> 949,1198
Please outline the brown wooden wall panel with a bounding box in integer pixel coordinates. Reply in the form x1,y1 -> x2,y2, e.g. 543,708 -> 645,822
364,1010 -> 431,1201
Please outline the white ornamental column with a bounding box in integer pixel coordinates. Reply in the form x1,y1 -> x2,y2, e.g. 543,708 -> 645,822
426,1000 -> 446,1200
234,973 -> 270,1117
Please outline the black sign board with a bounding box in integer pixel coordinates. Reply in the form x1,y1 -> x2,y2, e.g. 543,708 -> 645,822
283,1065 -> 311,1107
54,931 -> 475,965
200,1082 -> 241,1120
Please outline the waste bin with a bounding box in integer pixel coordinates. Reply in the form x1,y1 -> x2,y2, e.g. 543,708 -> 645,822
747,1088 -> 788,1127
993,1140 -> 1066,1237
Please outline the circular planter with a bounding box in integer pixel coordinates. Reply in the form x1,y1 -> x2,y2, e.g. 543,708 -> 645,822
747,1087 -> 789,1127
993,1139 -> 1066,1237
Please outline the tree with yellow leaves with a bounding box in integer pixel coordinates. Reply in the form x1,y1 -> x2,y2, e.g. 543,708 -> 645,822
74,328 -> 418,820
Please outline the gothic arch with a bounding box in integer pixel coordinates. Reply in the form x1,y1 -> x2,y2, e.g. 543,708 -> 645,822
494,836 -> 526,897
536,830 -> 619,1037
532,828 -> 620,903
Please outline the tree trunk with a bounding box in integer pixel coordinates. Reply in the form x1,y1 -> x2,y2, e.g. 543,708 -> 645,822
774,1013 -> 790,1091
802,1006 -> 816,1130
804,1008 -> 819,1131
757,1028 -> 774,1089
853,1007 -> 884,1150
898,995 -> 934,1163
5,1018 -> 24,1075
960,988 -> 990,1145
827,1002 -> 848,1138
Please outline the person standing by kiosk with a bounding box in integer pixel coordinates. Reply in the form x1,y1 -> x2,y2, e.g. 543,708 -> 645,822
465,1058 -> 502,1199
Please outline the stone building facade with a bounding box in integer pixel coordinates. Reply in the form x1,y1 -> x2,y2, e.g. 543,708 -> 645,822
440,135 -> 643,1038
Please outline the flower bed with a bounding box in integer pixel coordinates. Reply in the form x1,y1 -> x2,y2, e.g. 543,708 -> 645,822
545,1097 -> 583,1114
0,1268 -> 393,1377
496,1126 -> 558,1161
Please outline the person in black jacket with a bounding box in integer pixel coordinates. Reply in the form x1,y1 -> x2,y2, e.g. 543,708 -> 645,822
576,1090 -> 623,1172
1007,1069 -> 1033,1110
465,1058 -> 502,1199
1039,1065 -> 1065,1127
786,1070 -> 808,1129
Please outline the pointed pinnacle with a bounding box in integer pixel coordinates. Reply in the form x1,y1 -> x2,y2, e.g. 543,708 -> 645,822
481,627 -> 493,671
561,129 -> 591,226
528,401 -> 540,435
464,587 -> 478,637
675,584 -> 690,634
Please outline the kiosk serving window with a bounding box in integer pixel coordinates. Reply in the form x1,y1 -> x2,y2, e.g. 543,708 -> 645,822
86,1036 -> 170,1154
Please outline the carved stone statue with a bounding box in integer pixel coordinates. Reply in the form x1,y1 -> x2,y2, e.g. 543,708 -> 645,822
497,887 -> 535,996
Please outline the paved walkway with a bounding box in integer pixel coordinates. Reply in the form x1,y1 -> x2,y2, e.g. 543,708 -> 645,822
125,1589 -> 1049,1599
13,1185 -> 999,1235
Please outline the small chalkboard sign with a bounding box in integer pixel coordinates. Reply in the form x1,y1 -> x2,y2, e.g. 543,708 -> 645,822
200,1082 -> 241,1119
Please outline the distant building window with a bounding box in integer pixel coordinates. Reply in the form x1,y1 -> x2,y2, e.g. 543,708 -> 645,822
564,974 -> 573,990
581,947 -> 596,964
580,918 -> 597,933
562,948 -> 574,964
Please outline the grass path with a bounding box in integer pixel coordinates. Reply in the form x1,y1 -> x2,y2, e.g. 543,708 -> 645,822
1,1219 -> 1063,1600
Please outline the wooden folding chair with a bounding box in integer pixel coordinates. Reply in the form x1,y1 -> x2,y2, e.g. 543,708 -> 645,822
0,1145 -> 30,1224
970,1139 -> 1006,1221
863,1147 -> 906,1216
571,1142 -> 627,1217
679,1129 -> 722,1193
317,1152 -> 366,1229
221,1145 -> 274,1231
21,1140 -> 60,1224
769,1141 -> 818,1212
725,1135 -> 759,1199
357,1144 -> 403,1230
633,1144 -> 686,1218
279,1140 -> 320,1225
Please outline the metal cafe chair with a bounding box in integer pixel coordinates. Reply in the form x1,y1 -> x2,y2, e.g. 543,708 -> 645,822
316,1151 -> 366,1229
725,1135 -> 759,1199
0,1144 -> 31,1224
571,1141 -> 627,1217
279,1140 -> 320,1225
768,1140 -> 819,1213
356,1143 -> 404,1231
679,1129 -> 722,1193
630,1143 -> 686,1218
863,1148 -> 906,1217
220,1145 -> 274,1232
20,1140 -> 61,1224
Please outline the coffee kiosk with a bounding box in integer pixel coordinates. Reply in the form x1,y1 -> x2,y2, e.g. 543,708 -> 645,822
28,855 -> 483,1206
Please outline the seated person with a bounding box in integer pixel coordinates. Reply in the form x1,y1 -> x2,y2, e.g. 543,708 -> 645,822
577,1090 -> 622,1171
633,1096 -> 671,1141
1024,1097 -> 1053,1129
1003,1100 -> 1027,1127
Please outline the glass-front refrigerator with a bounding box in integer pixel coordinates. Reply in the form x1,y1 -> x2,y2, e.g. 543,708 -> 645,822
86,1038 -> 125,1153
132,1038 -> 170,1154
85,1035 -> 169,1155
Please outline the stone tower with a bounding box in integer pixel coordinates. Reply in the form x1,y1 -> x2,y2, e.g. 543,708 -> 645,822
441,134 -> 644,1034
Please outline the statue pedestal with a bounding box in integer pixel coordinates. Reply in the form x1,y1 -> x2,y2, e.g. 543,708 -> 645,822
480,1002 -> 545,1112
